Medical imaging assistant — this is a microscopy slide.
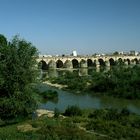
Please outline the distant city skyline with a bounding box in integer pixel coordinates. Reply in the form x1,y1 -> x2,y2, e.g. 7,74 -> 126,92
0,0 -> 140,55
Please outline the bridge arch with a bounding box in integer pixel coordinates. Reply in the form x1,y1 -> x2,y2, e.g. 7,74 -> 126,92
133,58 -> 139,64
38,60 -> 48,70
124,59 -> 130,65
56,60 -> 63,68
109,58 -> 115,66
80,59 -> 87,68
127,59 -> 130,65
117,58 -> 123,65
87,59 -> 93,67
98,58 -> 105,66
72,59 -> 79,68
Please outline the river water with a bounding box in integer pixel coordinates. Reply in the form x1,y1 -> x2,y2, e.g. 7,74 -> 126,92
38,69 -> 140,115
39,84 -> 140,115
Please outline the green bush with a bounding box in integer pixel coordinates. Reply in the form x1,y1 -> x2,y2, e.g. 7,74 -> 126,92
86,117 -> 140,139
64,105 -> 82,116
54,108 -> 60,118
0,87 -> 37,120
41,90 -> 58,99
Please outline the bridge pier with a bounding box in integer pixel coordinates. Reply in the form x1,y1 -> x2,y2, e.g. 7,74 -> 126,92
105,61 -> 110,67
95,60 -> 100,68
80,60 -> 87,68
124,60 -> 129,65
48,60 -> 56,69
64,60 -> 73,68
130,60 -> 136,65
105,61 -> 110,71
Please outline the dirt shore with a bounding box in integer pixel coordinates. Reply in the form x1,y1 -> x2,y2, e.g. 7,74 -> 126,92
43,81 -> 67,89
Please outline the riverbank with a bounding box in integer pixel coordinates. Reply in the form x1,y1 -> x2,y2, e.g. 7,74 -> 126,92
43,81 -> 67,89
44,66 -> 140,99
38,82 -> 140,115
1,107 -> 140,140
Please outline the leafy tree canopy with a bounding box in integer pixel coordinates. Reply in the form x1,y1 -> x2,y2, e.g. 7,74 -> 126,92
0,35 -> 38,121
0,34 -> 7,47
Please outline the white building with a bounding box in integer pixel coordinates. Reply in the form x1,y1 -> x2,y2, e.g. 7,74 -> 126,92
72,50 -> 77,56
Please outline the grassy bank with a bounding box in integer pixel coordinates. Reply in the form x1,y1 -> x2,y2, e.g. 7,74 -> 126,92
0,107 -> 140,140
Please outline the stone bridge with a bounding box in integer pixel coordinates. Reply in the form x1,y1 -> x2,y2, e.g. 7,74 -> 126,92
37,55 -> 140,70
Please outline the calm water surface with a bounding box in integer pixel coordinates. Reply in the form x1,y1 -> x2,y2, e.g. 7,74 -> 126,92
38,83 -> 140,115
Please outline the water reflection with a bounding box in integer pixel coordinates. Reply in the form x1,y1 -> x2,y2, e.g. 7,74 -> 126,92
42,97 -> 59,104
48,69 -> 58,78
38,67 -> 140,115
38,84 -> 140,115
40,68 -> 100,79
40,66 -> 136,79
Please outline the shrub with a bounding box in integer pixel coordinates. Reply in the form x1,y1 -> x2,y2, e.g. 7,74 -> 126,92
41,90 -> 58,99
64,105 -> 82,116
54,108 -> 60,118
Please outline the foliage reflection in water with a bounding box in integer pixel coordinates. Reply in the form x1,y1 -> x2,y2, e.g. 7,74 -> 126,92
37,78 -> 140,115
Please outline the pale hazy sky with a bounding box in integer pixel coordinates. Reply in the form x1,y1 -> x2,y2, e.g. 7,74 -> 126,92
0,0 -> 140,55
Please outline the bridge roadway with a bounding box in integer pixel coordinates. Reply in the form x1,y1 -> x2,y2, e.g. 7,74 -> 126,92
37,55 -> 140,69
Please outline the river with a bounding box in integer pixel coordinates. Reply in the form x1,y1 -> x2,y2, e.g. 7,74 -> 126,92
38,83 -> 140,115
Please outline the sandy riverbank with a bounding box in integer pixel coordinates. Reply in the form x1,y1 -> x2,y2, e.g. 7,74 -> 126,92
43,81 -> 67,89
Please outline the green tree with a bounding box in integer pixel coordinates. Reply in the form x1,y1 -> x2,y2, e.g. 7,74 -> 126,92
0,35 -> 38,121
64,105 -> 82,116
113,51 -> 119,55
0,34 -> 7,47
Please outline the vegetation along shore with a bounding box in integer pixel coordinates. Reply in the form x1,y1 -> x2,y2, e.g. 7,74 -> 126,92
46,65 -> 140,99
